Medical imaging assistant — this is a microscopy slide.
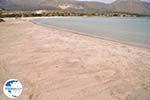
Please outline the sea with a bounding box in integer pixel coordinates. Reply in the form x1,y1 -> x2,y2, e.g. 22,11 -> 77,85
34,17 -> 150,48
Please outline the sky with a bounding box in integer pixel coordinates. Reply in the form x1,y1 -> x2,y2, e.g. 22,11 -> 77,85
77,0 -> 150,3
77,0 -> 116,3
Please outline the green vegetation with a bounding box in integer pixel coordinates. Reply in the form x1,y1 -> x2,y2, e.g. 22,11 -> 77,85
0,9 -> 148,18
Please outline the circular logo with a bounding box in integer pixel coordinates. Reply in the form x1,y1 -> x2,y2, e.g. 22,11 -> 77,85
3,79 -> 23,99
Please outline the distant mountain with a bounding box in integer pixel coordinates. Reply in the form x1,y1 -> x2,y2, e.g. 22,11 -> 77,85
111,0 -> 150,15
0,0 -> 150,15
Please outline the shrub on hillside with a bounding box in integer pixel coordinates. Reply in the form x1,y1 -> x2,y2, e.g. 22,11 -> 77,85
0,18 -> 5,22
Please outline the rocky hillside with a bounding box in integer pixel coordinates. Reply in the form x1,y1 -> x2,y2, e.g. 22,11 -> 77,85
0,0 -> 150,15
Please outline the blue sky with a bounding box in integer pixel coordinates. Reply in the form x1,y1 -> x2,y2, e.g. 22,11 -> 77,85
77,0 -> 150,3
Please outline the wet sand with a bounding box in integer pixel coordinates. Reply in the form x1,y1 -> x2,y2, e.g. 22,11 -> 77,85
0,18 -> 150,100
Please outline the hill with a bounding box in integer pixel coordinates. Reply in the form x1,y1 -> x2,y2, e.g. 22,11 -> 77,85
0,0 -> 150,15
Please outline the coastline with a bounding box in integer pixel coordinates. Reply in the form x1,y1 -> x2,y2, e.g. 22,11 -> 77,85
0,18 -> 150,100
32,17 -> 150,49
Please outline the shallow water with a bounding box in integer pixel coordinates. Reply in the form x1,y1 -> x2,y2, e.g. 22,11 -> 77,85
35,17 -> 150,47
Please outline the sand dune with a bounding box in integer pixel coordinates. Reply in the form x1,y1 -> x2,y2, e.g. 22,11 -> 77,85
0,18 -> 150,100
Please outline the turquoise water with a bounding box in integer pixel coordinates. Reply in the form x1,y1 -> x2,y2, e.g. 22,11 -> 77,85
35,17 -> 150,47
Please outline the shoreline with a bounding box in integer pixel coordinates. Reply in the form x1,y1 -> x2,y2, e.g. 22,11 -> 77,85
0,18 -> 150,100
32,17 -> 150,49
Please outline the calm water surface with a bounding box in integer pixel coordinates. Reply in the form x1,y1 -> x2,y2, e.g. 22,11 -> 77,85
35,17 -> 150,47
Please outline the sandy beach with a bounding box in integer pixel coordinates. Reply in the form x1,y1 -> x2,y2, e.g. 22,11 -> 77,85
0,18 -> 150,100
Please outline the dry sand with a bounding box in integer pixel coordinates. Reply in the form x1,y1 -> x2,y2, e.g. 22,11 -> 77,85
0,18 -> 150,100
